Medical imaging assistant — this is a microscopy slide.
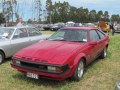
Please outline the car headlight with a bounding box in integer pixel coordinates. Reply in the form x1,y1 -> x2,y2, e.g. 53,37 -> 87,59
48,66 -> 61,72
13,60 -> 21,65
12,57 -> 21,65
47,65 -> 68,73
16,60 -> 21,65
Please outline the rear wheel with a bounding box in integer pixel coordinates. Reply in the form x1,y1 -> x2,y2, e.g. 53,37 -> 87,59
0,51 -> 5,64
72,59 -> 85,81
100,47 -> 107,59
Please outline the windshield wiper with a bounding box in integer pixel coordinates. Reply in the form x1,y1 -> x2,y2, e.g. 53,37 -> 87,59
70,40 -> 86,42
49,39 -> 67,41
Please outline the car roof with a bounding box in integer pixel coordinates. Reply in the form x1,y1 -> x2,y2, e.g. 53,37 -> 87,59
0,26 -> 33,29
63,27 -> 97,31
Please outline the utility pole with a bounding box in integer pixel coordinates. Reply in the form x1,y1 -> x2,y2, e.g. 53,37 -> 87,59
2,0 -> 7,26
11,0 -> 14,22
32,0 -> 41,22
38,0 -> 41,22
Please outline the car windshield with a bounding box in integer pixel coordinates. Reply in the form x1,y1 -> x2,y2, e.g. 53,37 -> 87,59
48,29 -> 88,42
0,28 -> 14,39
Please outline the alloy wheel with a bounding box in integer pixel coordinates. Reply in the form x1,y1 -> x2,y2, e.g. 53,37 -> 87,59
77,61 -> 84,78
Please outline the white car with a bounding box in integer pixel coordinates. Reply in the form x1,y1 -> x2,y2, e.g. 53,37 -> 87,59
114,24 -> 120,32
0,26 -> 50,64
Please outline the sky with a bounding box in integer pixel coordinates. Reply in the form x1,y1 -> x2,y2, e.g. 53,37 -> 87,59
0,0 -> 120,21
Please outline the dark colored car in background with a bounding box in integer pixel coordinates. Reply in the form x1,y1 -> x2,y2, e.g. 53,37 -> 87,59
51,23 -> 65,31
43,24 -> 53,30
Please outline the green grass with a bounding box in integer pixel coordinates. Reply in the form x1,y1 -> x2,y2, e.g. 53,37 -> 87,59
40,30 -> 55,35
0,31 -> 120,90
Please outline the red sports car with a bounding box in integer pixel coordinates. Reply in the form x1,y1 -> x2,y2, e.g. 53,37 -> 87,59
11,27 -> 109,81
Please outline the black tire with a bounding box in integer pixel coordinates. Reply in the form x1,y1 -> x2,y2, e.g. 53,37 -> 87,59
0,51 -> 5,64
100,47 -> 107,59
71,59 -> 85,81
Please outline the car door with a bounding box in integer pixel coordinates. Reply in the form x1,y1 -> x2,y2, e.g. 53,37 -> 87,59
27,28 -> 43,45
96,30 -> 106,54
10,28 -> 30,55
89,30 -> 101,61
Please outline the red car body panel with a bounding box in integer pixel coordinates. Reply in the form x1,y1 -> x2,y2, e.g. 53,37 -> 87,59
11,27 -> 109,80
14,40 -> 87,65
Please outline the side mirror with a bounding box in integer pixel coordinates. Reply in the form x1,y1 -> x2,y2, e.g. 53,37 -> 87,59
89,41 -> 98,46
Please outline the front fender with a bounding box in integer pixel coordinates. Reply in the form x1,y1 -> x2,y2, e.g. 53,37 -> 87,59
69,53 -> 86,77
73,53 -> 86,66
0,48 -> 6,58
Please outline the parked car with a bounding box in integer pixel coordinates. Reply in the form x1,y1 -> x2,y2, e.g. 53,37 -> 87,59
114,24 -> 120,32
74,23 -> 83,27
0,26 -> 49,64
43,24 -> 53,30
11,27 -> 109,81
65,21 -> 75,27
51,23 -> 65,31
83,23 -> 98,29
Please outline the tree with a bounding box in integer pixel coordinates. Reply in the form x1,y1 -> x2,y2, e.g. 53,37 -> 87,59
104,11 -> 109,21
2,0 -> 18,22
97,10 -> 103,21
111,14 -> 120,22
27,19 -> 33,23
89,10 -> 97,22
0,13 -> 5,24
11,0 -> 17,22
45,0 -> 118,23
46,0 -> 53,23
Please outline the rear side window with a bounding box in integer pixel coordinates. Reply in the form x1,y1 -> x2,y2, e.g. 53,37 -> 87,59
96,30 -> 105,39
13,28 -> 28,39
28,28 -> 42,36
90,30 -> 100,41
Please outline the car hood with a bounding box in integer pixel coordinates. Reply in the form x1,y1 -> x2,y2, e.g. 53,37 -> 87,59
15,40 -> 86,65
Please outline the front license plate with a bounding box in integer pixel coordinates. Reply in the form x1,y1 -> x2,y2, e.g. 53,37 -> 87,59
26,72 -> 39,79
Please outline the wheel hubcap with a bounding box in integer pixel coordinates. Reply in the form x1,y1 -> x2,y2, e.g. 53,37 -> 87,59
104,48 -> 107,57
0,54 -> 3,63
78,61 -> 84,78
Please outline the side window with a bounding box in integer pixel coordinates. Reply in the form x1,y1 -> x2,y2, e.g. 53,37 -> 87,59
28,28 -> 42,36
96,30 -> 105,39
13,28 -> 28,39
90,30 -> 100,41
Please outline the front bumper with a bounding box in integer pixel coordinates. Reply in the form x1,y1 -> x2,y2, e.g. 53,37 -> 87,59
11,63 -> 71,80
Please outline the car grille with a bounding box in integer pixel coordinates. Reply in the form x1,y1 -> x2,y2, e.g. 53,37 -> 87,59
20,61 -> 48,71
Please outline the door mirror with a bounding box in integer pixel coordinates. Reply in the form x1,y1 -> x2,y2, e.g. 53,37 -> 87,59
89,41 -> 98,46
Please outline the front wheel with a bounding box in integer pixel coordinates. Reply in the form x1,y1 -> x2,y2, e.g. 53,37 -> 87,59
72,59 -> 85,81
0,51 -> 5,64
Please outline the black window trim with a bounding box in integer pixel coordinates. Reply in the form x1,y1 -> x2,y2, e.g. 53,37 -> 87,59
95,29 -> 105,40
90,29 -> 100,41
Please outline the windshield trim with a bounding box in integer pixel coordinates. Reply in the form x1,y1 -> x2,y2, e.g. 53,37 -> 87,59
48,29 -> 88,42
